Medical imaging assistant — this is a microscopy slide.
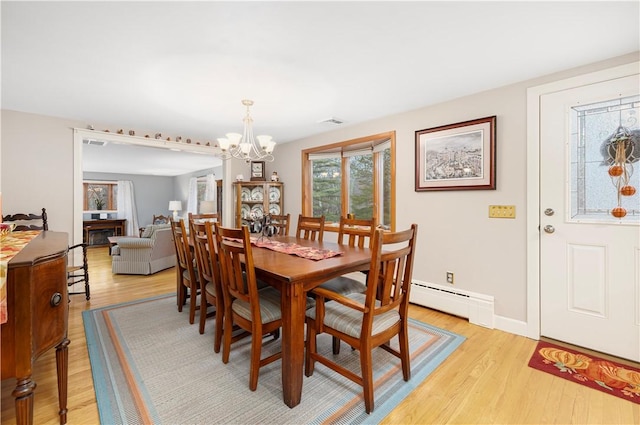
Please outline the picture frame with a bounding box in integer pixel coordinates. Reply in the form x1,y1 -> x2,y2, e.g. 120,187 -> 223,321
415,116 -> 496,191
250,161 -> 266,181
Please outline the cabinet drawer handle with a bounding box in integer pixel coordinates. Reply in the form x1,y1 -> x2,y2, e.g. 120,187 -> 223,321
50,292 -> 63,307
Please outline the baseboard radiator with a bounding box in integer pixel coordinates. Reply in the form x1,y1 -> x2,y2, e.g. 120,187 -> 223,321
410,281 -> 495,329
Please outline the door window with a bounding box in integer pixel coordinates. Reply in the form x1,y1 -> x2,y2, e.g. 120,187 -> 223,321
570,95 -> 639,223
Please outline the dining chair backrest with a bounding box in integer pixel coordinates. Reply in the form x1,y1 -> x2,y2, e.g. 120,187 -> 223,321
188,212 -> 219,223
191,220 -> 218,298
296,214 -> 325,241
3,207 -> 48,231
337,216 -> 375,248
365,224 -> 417,310
214,223 -> 259,313
152,214 -> 170,225
171,218 -> 193,273
269,213 -> 290,236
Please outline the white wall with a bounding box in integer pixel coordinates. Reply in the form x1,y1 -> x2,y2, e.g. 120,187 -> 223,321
270,52 -> 640,323
1,52 -> 637,325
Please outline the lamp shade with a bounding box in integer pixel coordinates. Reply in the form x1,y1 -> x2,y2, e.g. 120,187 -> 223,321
200,200 -> 216,214
168,201 -> 182,211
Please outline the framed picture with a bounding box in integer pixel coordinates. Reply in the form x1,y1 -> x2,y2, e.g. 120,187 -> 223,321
250,161 -> 266,181
415,116 -> 496,191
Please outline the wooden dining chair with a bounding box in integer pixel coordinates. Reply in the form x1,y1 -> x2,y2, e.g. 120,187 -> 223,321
214,222 -> 284,391
2,208 -> 49,231
296,214 -> 325,241
269,213 -> 290,236
5,207 -> 91,300
152,214 -> 170,224
317,216 -> 376,353
305,224 -> 418,414
190,221 -> 224,351
170,218 -> 200,324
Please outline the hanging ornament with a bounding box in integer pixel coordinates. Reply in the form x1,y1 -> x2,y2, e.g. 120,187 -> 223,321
604,125 -> 637,218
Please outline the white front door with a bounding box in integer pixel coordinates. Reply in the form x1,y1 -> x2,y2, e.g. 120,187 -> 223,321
539,73 -> 640,361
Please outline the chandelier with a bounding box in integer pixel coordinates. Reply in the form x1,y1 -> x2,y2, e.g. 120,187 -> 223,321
217,99 -> 276,162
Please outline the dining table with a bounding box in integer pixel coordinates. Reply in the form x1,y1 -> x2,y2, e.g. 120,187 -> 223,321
247,235 -> 372,408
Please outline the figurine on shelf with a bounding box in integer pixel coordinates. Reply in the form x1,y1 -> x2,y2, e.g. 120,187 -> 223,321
128,130 -> 135,136
271,171 -> 280,182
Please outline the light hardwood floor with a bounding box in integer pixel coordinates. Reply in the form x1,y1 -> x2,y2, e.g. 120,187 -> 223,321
2,247 -> 639,424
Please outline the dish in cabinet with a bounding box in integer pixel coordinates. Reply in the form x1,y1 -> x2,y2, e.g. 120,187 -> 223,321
269,203 -> 281,215
269,187 -> 280,202
241,204 -> 251,218
251,187 -> 264,201
251,204 -> 264,217
241,187 -> 251,201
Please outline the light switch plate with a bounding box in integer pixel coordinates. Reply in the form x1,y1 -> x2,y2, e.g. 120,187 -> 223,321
489,205 -> 516,218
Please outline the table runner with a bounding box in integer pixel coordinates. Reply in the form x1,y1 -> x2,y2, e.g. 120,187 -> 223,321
249,237 -> 344,261
0,230 -> 42,324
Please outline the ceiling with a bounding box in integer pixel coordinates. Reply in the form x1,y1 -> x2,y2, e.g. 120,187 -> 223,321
2,1 -> 639,176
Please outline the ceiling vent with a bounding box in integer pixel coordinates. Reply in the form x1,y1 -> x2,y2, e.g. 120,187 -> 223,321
83,139 -> 108,146
319,117 -> 344,125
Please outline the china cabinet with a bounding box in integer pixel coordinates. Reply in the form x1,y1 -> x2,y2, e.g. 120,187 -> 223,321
233,181 -> 284,231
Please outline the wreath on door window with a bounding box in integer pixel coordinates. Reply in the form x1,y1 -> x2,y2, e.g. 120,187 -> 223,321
600,126 -> 639,218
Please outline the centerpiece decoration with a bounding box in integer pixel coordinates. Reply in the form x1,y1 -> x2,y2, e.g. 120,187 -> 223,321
244,210 -> 277,241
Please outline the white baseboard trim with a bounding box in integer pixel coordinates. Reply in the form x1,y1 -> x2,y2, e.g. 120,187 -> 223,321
493,314 -> 530,338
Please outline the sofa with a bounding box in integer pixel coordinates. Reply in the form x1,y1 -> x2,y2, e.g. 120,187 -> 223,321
111,224 -> 176,275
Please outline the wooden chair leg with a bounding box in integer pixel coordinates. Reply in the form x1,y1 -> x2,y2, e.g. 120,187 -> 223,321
198,294 -> 207,334
213,303 -> 223,353
360,346 -> 374,414
249,332 -> 263,391
305,322 -> 317,377
332,336 -> 340,354
188,282 -> 198,324
399,323 -> 411,381
222,307 -> 233,364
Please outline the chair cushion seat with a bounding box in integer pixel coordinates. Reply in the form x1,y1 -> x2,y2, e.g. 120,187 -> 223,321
306,293 -> 399,339
317,276 -> 366,295
204,281 -> 216,297
233,287 -> 315,323
182,268 -> 199,282
232,287 -> 282,323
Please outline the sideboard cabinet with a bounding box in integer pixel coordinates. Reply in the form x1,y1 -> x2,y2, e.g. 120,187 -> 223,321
1,231 -> 70,425
233,181 -> 284,230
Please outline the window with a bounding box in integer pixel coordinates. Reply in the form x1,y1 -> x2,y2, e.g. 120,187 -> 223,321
84,181 -> 117,211
570,95 -> 639,223
302,132 -> 395,230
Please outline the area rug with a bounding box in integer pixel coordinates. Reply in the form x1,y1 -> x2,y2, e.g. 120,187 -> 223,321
83,294 -> 465,424
528,340 -> 640,404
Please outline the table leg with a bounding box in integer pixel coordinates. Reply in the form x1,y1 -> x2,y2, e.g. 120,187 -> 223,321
280,281 -> 306,408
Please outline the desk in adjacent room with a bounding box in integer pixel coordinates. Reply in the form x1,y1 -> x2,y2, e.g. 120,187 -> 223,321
83,219 -> 126,246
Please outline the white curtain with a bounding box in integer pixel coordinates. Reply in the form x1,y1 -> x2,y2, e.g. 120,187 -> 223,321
117,180 -> 139,236
205,173 -> 217,210
187,177 -> 198,215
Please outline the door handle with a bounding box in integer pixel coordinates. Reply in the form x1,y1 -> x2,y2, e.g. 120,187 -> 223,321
543,225 -> 555,234
544,208 -> 555,216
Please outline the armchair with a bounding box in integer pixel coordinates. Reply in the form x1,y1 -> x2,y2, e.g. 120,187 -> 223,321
111,224 -> 176,275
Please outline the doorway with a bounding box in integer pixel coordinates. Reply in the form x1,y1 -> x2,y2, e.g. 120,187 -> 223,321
527,62 -> 640,361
